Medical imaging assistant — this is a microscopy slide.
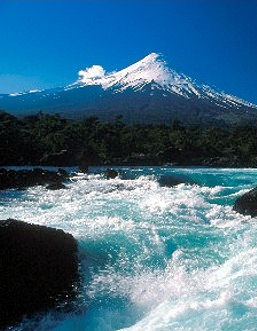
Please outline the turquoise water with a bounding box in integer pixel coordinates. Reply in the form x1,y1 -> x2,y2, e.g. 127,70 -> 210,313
1,167 -> 257,331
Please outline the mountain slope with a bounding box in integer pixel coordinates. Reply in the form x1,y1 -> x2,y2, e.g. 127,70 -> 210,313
0,53 -> 256,126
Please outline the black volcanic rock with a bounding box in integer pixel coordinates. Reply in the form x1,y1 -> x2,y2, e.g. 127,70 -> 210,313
0,168 -> 68,190
57,168 -> 68,176
233,187 -> 257,217
78,164 -> 89,173
106,169 -> 119,179
158,175 -> 196,187
0,219 -> 79,329
46,181 -> 67,190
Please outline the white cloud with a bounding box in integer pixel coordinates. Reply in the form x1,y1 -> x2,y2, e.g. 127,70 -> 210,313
78,65 -> 106,83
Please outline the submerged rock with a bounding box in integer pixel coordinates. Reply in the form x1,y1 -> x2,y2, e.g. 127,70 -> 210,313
46,181 -> 67,190
0,168 -> 68,190
233,187 -> 257,217
158,175 -> 196,187
78,164 -> 89,173
0,219 -> 79,329
57,168 -> 68,176
106,169 -> 119,179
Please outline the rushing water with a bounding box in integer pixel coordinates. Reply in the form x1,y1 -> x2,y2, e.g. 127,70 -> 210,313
1,166 -> 257,331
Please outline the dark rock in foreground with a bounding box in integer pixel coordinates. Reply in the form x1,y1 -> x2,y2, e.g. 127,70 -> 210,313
0,168 -> 68,190
158,175 -> 196,188
0,219 -> 79,329
233,187 -> 257,217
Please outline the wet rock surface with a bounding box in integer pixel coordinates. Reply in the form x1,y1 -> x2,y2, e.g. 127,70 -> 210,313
158,175 -> 196,187
0,168 -> 68,190
233,187 -> 257,217
46,182 -> 67,190
0,219 -> 79,329
106,169 -> 119,179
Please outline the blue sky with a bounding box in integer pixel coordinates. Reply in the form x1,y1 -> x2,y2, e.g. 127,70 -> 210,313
0,0 -> 256,103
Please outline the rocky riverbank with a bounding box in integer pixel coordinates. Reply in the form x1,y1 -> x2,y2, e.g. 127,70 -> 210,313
0,168 -> 69,190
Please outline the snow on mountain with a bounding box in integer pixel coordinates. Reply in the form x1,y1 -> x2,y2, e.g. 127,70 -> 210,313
9,89 -> 41,97
1,52 -> 257,125
66,52 -> 256,110
69,52 -> 202,96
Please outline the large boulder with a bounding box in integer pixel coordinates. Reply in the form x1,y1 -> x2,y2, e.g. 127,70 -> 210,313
0,219 -> 79,329
158,175 -> 196,188
233,187 -> 257,217
0,168 -> 68,190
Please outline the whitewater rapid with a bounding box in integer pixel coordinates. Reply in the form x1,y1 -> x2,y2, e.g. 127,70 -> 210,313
1,167 -> 257,331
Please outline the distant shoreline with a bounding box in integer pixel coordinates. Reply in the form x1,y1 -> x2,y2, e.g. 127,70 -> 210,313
2,161 -> 257,169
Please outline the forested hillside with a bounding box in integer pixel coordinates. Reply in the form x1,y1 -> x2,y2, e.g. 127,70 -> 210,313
1,110 -> 257,167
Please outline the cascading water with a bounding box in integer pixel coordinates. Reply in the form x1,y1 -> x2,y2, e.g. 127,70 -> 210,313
1,167 -> 257,331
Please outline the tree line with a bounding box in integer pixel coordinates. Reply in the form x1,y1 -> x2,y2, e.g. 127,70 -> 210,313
1,110 -> 257,167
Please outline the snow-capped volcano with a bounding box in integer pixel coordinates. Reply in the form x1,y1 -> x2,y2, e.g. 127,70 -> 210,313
68,52 -> 255,110
75,53 -> 175,91
71,52 -> 207,96
1,53 -> 257,126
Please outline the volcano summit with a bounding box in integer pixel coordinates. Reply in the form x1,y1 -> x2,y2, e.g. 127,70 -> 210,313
1,53 -> 256,126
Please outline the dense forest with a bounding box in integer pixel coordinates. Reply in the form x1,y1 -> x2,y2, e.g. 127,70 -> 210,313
1,110 -> 257,167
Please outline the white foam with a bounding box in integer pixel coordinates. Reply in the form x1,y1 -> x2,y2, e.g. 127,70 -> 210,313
2,170 -> 257,330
